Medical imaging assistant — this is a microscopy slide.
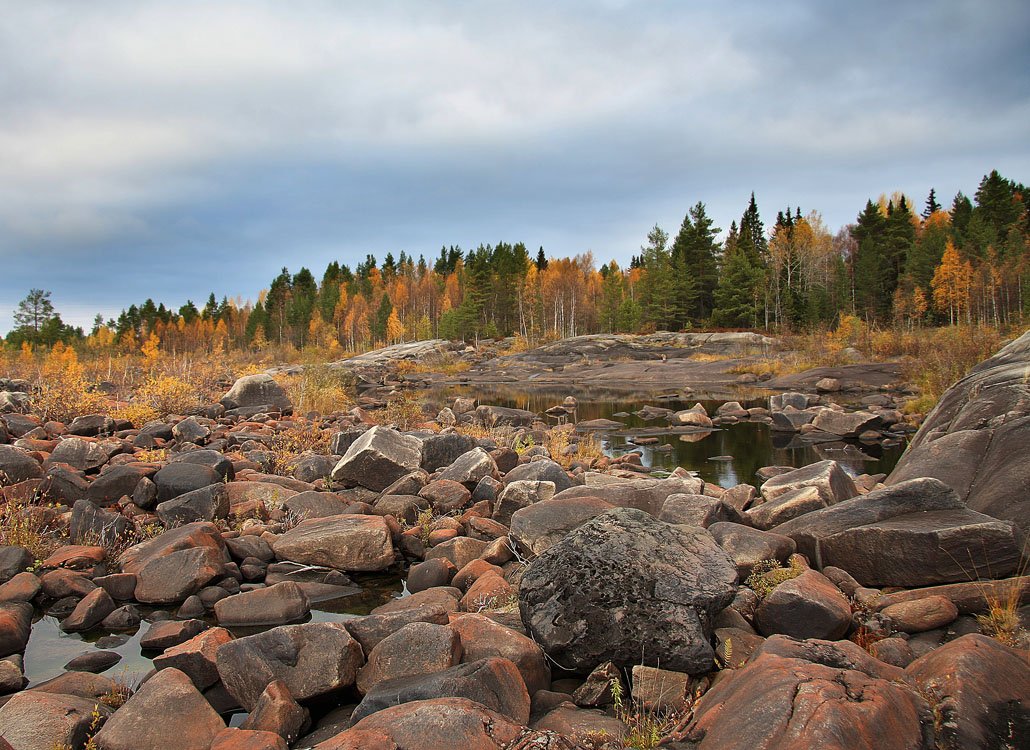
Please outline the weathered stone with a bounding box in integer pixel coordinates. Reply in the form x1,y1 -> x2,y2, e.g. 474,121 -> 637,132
60,587 -> 116,632
887,329 -> 1030,529
222,374 -> 292,412
139,619 -> 209,651
0,691 -> 112,750
216,621 -> 364,710
272,514 -> 394,571
153,462 -> 222,503
553,473 -> 703,515
820,508 -> 1024,587
215,582 -> 310,627
210,728 -> 288,750
424,537 -> 487,571
351,657 -> 530,726
747,485 -> 827,530
156,483 -> 229,525
881,595 -> 959,634
356,621 -> 463,694
811,409 -> 883,437
438,448 -> 497,487
322,697 -> 523,750
0,446 -> 42,484
503,459 -> 575,494
754,570 -> 853,641
448,613 -> 550,696
91,667 -> 225,750
683,652 -> 932,749
371,587 -> 460,616
520,508 -> 737,674
659,493 -> 748,528
153,627 -> 233,689
239,680 -> 310,744
406,559 -> 455,594
419,433 -> 477,473
88,464 -> 149,505
708,522 -> 796,578
0,571 -> 40,603
49,437 -> 110,472
0,602 -> 32,658
70,499 -> 130,545
906,634 -> 1029,750
631,664 -> 692,711
64,649 -> 122,672
418,479 -> 472,514
331,426 -> 423,492
344,605 -> 452,654
759,459 -> 858,505
474,405 -> 536,428
0,547 -> 32,585
372,493 -> 429,525
491,480 -> 554,527
281,490 -> 349,520
509,495 -> 614,557
772,477 -> 966,565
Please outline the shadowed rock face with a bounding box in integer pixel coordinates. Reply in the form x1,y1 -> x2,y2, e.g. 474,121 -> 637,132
518,507 -> 738,674
888,329 -> 1030,530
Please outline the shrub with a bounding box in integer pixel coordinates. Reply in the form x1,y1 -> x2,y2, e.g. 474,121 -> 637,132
268,423 -> 331,476
745,557 -> 805,598
278,365 -> 355,416
32,344 -> 107,423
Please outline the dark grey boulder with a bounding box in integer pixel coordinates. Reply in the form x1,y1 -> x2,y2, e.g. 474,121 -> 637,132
419,432 -> 476,472
87,464 -> 149,505
221,374 -> 292,412
503,459 -> 574,494
153,462 -> 222,503
331,426 -> 423,492
169,449 -> 234,481
156,483 -> 230,525
0,445 -> 42,484
887,329 -> 1030,530
519,507 -> 737,674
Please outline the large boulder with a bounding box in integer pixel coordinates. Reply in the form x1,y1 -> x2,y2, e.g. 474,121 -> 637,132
0,446 -> 42,485
519,507 -> 737,674
753,570 -> 853,640
759,460 -> 858,505
119,522 -> 229,604
682,653 -> 933,749
474,405 -> 536,428
355,621 -> 463,694
509,495 -> 614,557
906,634 -> 1029,750
772,477 -> 965,565
222,374 -> 292,412
350,657 -> 530,726
91,667 -> 225,750
272,514 -> 394,572
331,426 -> 423,492
48,437 -> 110,472
320,697 -> 525,750
552,473 -> 704,515
887,329 -> 1030,530
216,622 -> 364,710
0,691 -> 113,750
214,582 -> 310,627
810,409 -> 883,437
448,613 -> 550,696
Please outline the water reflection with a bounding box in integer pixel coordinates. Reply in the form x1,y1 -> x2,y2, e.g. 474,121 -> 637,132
428,385 -> 905,487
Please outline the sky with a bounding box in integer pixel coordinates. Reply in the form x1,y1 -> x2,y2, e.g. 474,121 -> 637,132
1,0 -> 1029,333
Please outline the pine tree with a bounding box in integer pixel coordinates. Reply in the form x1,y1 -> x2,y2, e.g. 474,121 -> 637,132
670,202 -> 720,322
922,188 -> 941,219
13,289 -> 56,341
712,245 -> 763,327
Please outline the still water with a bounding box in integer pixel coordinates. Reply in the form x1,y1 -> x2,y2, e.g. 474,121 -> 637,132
427,385 -> 907,487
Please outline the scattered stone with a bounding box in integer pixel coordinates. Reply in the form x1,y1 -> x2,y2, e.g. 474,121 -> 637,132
273,513 -> 394,571
214,582 -> 310,626
753,570 -> 853,641
331,426 -> 423,492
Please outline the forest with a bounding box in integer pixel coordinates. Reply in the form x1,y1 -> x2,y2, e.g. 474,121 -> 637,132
6,168 -> 1028,357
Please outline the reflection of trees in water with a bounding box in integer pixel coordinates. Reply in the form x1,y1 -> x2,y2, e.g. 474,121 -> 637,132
429,385 -> 905,488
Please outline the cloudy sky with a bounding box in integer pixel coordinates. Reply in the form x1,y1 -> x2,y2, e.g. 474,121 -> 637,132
1,1 -> 1028,332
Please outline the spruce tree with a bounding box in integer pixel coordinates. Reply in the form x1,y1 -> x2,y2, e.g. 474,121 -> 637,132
670,202 -> 720,322
922,188 -> 941,219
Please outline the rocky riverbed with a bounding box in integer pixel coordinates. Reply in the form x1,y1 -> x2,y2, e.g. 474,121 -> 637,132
0,333 -> 1026,749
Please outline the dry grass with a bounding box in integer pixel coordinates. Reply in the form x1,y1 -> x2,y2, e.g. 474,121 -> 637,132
369,393 -> 431,430
395,353 -> 471,376
0,498 -> 66,563
268,423 -> 331,476
278,364 -> 356,416
975,578 -> 1029,649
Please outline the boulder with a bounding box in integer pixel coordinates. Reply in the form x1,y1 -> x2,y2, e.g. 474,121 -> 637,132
222,374 -> 292,412
87,464 -> 149,505
139,619 -> 209,651
343,606 -> 453,654
0,602 -> 33,658
419,432 -> 476,473
356,621 -> 463,694
881,596 -> 959,633
553,473 -> 704,515
708,522 -> 796,578
448,613 -> 550,696
91,667 -> 225,750
211,728 -> 287,750
69,498 -> 130,544
502,459 -> 575,494
119,522 -> 228,605
0,547 -> 32,585
215,621 -> 364,710
491,480 -> 555,526
239,680 -> 310,744
437,448 -> 497,486
272,514 -> 394,571
659,493 -> 748,527
48,437 -> 109,472
331,426 -> 423,492
350,657 -> 530,726
282,490 -> 349,520
906,634 -> 1029,750
509,496 -> 614,557
156,483 -> 230,525
153,462 -> 221,503
810,409 -> 883,437
153,627 -> 234,690
474,405 -> 536,428
759,459 -> 858,504
747,486 -> 828,530
214,582 -> 310,627
0,691 -> 113,750
886,329 -> 1030,529
0,446 -> 42,484
753,570 -> 853,640
683,652 -> 932,749
60,587 -> 116,632
819,508 -> 1024,587
322,697 -> 524,750
771,477 -> 965,565
418,479 -> 471,514
519,508 -> 737,674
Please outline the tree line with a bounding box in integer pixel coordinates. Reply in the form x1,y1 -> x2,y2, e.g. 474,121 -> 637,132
7,168 -> 1028,356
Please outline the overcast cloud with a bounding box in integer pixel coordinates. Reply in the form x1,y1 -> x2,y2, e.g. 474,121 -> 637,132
1,0 -> 1028,332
